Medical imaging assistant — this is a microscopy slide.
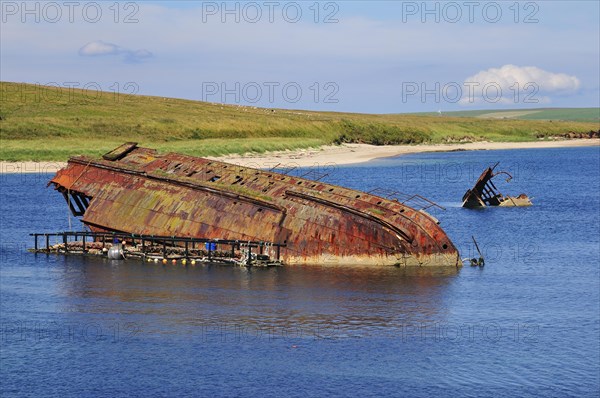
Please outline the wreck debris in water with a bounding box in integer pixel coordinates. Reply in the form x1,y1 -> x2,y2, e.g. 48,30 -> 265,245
30,231 -> 283,267
49,143 -> 461,267
462,162 -> 532,208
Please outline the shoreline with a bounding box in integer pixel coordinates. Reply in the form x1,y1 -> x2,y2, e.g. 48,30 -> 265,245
212,139 -> 599,168
1,139 -> 598,173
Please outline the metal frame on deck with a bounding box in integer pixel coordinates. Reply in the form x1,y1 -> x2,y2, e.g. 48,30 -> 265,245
30,231 -> 285,262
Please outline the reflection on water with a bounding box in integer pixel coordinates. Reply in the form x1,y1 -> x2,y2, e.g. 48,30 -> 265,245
54,256 -> 458,338
1,147 -> 599,397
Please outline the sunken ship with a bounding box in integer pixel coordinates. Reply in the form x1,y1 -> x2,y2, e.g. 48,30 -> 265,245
50,143 -> 461,267
462,162 -> 532,208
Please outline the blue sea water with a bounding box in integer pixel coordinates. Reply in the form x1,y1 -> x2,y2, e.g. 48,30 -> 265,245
1,146 -> 599,397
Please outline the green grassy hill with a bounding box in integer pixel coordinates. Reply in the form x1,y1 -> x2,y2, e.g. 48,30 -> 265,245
415,108 -> 600,122
1,82 -> 598,161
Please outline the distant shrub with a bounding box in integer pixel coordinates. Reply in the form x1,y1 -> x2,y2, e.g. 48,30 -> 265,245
334,120 -> 430,145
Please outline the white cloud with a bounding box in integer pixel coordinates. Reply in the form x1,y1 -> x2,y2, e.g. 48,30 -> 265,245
461,65 -> 581,105
78,41 -> 120,56
78,40 -> 152,63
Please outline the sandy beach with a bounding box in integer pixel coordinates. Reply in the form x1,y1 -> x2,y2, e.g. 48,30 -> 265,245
1,139 -> 598,173
212,139 -> 599,168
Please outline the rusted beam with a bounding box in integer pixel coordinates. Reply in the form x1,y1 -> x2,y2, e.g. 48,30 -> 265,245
102,142 -> 138,161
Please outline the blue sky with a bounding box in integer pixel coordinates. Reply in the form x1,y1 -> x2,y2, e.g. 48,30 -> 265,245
1,1 -> 598,113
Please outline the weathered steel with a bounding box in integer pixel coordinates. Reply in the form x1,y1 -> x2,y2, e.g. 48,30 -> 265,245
49,143 -> 462,267
462,163 -> 532,208
102,142 -> 138,161
30,231 -> 282,266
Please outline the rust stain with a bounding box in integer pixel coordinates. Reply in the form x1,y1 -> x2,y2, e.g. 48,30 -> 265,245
50,143 -> 462,267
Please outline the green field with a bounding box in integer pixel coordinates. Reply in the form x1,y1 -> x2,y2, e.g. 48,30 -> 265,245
415,108 -> 600,122
1,82 -> 598,161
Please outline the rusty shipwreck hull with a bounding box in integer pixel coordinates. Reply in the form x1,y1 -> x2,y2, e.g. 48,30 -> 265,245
462,162 -> 532,208
50,143 -> 461,267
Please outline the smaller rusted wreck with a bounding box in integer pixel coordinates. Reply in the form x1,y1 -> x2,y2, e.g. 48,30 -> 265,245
462,162 -> 532,208
50,143 -> 462,267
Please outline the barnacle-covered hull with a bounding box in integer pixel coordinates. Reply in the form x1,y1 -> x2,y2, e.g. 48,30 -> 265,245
50,143 -> 461,267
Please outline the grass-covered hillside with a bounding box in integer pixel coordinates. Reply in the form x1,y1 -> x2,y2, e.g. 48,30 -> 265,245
1,82 -> 598,161
414,108 -> 600,122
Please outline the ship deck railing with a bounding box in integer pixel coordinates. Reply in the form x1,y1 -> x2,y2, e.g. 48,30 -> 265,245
29,231 -> 285,264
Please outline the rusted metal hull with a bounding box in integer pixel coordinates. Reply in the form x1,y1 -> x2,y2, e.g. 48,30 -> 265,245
497,195 -> 533,207
462,163 -> 532,208
50,143 -> 461,267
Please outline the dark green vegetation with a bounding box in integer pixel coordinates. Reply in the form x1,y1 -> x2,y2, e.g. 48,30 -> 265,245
1,82 -> 598,161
